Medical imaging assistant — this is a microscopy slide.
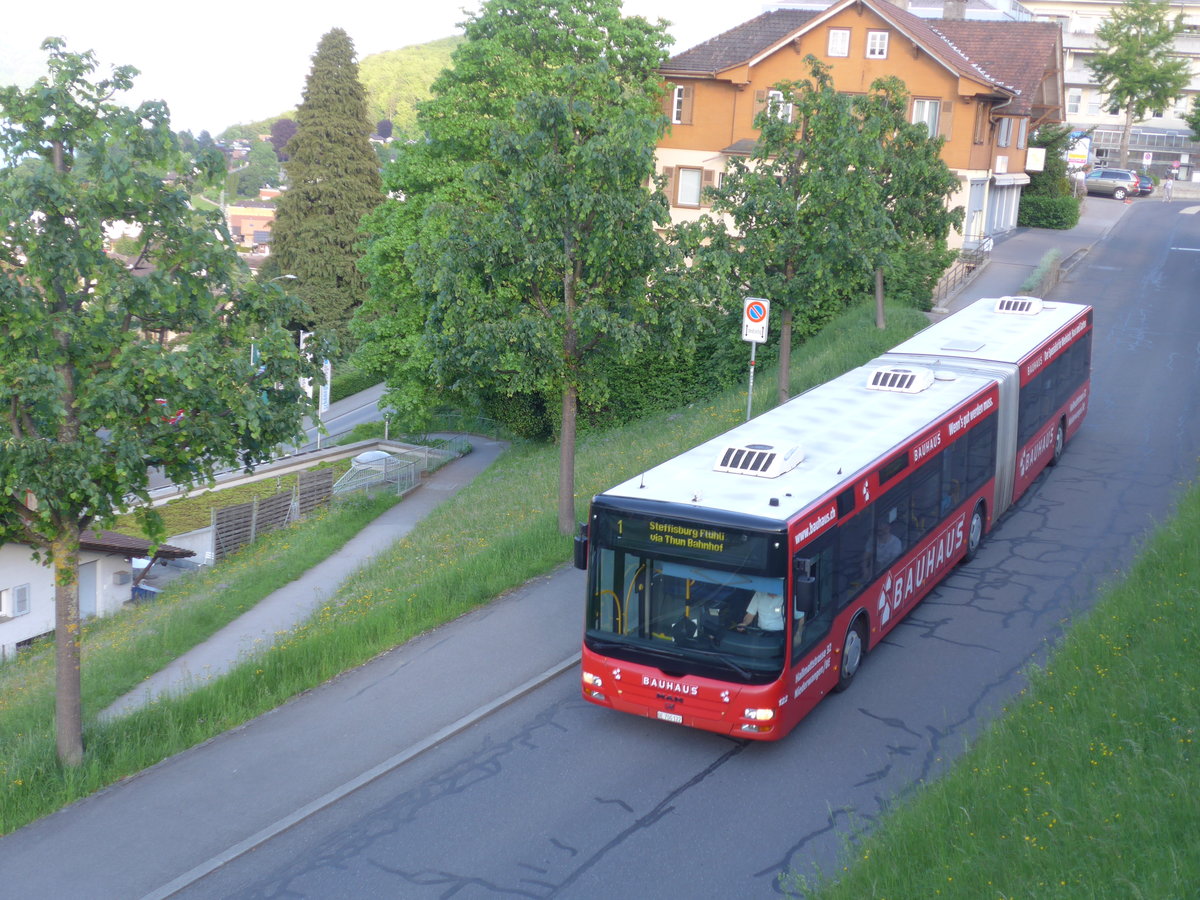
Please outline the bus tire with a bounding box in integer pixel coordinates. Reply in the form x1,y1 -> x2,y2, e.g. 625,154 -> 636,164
1049,418 -> 1066,467
964,501 -> 986,564
834,616 -> 868,693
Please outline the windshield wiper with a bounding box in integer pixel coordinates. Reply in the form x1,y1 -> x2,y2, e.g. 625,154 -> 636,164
682,646 -> 754,679
586,634 -> 754,680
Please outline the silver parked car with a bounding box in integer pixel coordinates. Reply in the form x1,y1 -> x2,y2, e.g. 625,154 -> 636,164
1084,168 -> 1140,200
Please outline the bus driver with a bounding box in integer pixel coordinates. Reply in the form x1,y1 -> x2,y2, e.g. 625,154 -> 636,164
737,590 -> 785,631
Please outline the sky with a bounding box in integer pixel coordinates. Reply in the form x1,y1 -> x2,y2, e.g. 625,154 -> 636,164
1,1 -> 773,136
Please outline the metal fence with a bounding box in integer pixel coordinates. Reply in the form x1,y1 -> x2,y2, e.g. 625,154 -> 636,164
331,440 -> 466,498
932,238 -> 993,307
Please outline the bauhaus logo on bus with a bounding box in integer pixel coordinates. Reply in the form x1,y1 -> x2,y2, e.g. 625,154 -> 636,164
876,514 -> 966,626
1018,422 -> 1058,478
912,429 -> 942,463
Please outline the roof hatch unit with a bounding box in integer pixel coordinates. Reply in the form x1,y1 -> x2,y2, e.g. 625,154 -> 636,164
714,443 -> 804,478
995,296 -> 1044,315
866,366 -> 935,394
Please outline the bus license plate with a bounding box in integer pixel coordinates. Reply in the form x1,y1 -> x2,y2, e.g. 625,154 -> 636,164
657,711 -> 683,724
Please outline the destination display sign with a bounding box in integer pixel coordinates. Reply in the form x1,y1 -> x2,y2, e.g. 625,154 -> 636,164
597,512 -> 781,570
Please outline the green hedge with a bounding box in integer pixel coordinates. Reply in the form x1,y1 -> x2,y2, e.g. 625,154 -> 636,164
1017,195 -> 1081,230
329,365 -> 379,404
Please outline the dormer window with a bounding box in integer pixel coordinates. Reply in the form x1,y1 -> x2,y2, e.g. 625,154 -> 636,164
866,30 -> 889,59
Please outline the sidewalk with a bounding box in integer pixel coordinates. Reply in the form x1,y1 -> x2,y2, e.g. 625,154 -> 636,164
935,191 -> 1133,318
101,436 -> 510,720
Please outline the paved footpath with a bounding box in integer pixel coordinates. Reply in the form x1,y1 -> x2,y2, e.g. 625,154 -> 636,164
102,437 -> 512,720
2,436 -> 585,899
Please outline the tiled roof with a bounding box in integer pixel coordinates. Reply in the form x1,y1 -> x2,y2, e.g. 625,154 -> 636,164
662,9 -> 821,75
932,20 -> 1062,115
80,529 -> 195,560
661,1 -> 1058,107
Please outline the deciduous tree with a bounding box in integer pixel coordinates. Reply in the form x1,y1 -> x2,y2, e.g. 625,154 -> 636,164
694,60 -> 891,403
1087,0 -> 1190,168
359,0 -> 689,534
272,28 -> 381,342
0,40 -> 322,765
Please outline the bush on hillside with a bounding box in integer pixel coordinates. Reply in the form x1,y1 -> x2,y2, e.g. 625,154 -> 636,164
330,365 -> 378,404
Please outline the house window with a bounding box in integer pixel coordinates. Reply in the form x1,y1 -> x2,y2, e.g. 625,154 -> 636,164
912,98 -> 940,135
676,167 -> 703,207
1087,95 -> 1102,115
996,117 -> 1013,148
828,28 -> 850,57
866,31 -> 889,59
1016,118 -> 1028,149
671,85 -> 694,125
1066,90 -> 1082,115
767,89 -> 793,122
664,84 -> 693,126
1,584 -> 31,617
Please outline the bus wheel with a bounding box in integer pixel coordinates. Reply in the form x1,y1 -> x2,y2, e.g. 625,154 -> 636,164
834,618 -> 867,693
964,501 -> 986,563
1049,419 -> 1066,467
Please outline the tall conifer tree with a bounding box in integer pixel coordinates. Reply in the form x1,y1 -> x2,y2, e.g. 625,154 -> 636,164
272,28 -> 381,340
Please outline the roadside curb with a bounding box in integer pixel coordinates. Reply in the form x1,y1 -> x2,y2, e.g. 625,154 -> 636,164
137,653 -> 581,900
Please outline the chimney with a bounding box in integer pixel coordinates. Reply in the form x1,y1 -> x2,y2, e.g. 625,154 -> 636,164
943,0 -> 967,19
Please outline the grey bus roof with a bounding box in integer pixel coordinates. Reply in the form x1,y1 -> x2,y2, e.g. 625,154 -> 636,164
882,296 -> 1089,365
603,355 -> 993,525
601,297 -> 1087,525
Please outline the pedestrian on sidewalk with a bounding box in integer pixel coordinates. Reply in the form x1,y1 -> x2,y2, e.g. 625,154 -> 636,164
1163,176 -> 1174,202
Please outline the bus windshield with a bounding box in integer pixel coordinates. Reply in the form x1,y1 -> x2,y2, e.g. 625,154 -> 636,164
585,547 -> 787,681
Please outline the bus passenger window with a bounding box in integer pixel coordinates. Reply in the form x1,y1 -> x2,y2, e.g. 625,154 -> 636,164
942,441 -> 967,510
834,515 -> 872,604
910,462 -> 941,538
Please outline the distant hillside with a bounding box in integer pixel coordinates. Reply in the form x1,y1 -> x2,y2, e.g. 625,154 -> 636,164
218,36 -> 461,142
359,35 -> 461,139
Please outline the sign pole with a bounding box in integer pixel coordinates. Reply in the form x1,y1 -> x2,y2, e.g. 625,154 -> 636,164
746,342 -> 757,421
741,297 -> 770,422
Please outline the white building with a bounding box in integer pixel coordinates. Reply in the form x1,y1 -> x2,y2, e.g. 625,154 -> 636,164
1,531 -> 193,662
1021,0 -> 1200,178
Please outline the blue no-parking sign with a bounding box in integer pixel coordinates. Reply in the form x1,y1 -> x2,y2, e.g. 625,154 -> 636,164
742,297 -> 770,343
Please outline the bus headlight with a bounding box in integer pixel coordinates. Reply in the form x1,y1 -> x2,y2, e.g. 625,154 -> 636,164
743,707 -> 775,721
582,671 -> 605,700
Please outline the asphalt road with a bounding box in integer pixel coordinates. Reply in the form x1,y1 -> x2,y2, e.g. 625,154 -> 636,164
3,199 -> 1197,899
178,201 -> 1200,898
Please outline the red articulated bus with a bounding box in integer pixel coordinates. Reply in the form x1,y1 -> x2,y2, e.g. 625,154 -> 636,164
574,296 -> 1092,740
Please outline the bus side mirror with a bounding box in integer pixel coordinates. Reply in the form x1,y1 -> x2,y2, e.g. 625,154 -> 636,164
793,577 -> 816,621
793,555 -> 817,619
573,521 -> 588,570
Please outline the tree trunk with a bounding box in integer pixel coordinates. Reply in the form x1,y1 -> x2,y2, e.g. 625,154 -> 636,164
875,268 -> 886,329
558,244 -> 580,537
53,529 -> 85,766
558,384 -> 578,536
1119,104 -> 1135,170
777,306 -> 793,404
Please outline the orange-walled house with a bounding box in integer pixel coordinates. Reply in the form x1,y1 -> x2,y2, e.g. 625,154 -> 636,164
225,198 -> 276,251
657,1 -> 1064,249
